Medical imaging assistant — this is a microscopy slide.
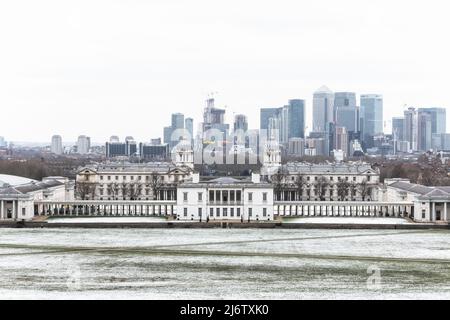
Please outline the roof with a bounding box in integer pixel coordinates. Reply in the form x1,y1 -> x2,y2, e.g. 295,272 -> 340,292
283,163 -> 377,175
388,181 -> 450,200
0,178 -> 64,197
180,176 -> 272,189
314,85 -> 333,94
78,162 -> 192,174
0,174 -> 37,188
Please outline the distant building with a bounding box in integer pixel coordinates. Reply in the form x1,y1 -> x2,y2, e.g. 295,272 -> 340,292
334,127 -> 349,157
360,94 -> 383,149
139,142 -> 169,161
233,114 -> 248,132
417,111 -> 432,151
51,135 -> 63,155
106,136 -> 137,158
259,99 -> 306,144
288,138 -> 305,157
0,137 -> 7,148
313,86 -> 334,133
185,118 -> 194,139
418,108 -> 446,135
77,135 -> 91,155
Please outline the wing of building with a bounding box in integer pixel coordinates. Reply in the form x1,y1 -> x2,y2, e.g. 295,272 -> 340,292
0,175 -> 74,220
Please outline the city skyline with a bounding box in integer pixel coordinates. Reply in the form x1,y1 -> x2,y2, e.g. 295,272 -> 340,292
1,1 -> 450,142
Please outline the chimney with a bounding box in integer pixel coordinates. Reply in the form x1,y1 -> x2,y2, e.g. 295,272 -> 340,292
252,173 -> 261,184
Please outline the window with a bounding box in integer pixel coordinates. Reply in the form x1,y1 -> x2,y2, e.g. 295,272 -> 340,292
263,208 -> 267,217
237,208 -> 241,217
198,192 -> 203,201
131,176 -> 134,180
210,208 -> 214,217
123,176 -> 127,181
346,177 -> 349,181
230,208 -> 234,217
236,190 -> 242,202
248,192 -> 253,202
263,192 -> 267,202
183,192 -> 188,202
198,208 -> 202,216
216,208 -> 220,217
22,208 -> 26,216
216,191 -> 221,202
422,210 -> 426,219
314,177 -> 318,181
107,176 -> 111,181
307,177 -> 310,181
223,208 -> 228,217
330,177 -> 334,181
209,190 -> 214,202
115,176 -> 119,180
184,208 -> 188,217
248,208 -> 253,217
100,176 -> 104,180
230,190 -> 235,202
353,177 -> 356,181
138,176 -> 142,181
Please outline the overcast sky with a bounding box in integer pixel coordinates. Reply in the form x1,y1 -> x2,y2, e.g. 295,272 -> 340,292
1,0 -> 449,144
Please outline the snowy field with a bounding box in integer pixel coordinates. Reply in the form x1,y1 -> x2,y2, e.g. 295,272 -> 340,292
283,217 -> 413,225
0,228 -> 449,299
47,217 -> 167,224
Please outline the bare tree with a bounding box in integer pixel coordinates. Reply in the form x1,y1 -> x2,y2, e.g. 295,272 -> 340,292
107,182 -> 120,200
315,176 -> 330,201
128,182 -> 143,200
271,169 -> 287,201
149,173 -> 164,200
358,179 -> 370,201
121,182 -> 129,200
76,182 -> 97,200
349,182 -> 358,201
336,180 -> 350,201
294,174 -> 307,201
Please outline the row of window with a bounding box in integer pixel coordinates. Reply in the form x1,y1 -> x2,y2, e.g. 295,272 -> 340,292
183,191 -> 268,203
99,175 -> 186,182
182,207 -> 269,218
288,176 -> 372,182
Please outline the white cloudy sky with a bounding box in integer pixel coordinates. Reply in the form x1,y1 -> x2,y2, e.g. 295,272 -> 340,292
1,0 -> 449,143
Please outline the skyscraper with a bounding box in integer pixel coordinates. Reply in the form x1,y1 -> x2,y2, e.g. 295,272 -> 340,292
171,113 -> 185,131
287,99 -> 306,139
334,92 -> 358,134
392,117 -> 405,141
403,108 -> 418,152
312,86 -> 334,133
360,94 -> 383,148
418,108 -> 446,135
233,114 -> 248,132
417,111 -> 432,151
334,127 -> 349,157
202,98 -> 229,137
260,108 -> 279,131
185,118 -> 194,139
51,135 -> 63,155
259,99 -> 305,144
77,135 -> 91,155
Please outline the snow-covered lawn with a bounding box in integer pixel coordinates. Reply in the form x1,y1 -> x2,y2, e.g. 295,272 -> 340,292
283,217 -> 413,225
47,217 -> 167,224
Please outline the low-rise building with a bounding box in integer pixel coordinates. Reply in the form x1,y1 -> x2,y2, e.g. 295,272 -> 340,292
176,173 -> 274,221
382,179 -> 450,223
0,175 -> 74,221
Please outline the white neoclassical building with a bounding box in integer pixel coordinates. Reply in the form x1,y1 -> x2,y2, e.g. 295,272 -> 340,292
0,175 -> 74,221
76,162 -> 194,201
176,173 -> 274,221
382,179 -> 450,223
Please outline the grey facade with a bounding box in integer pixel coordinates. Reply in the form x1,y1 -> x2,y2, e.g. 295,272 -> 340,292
360,94 -> 383,148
